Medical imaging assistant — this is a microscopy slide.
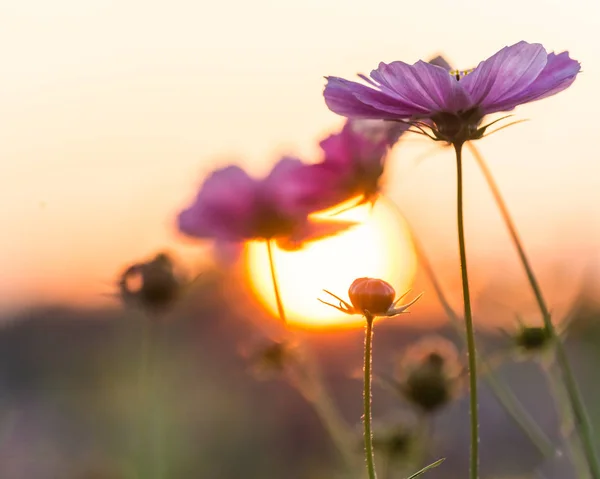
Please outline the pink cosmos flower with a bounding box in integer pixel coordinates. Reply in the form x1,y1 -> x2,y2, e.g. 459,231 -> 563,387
324,41 -> 580,144
292,119 -> 407,211
177,157 -> 354,244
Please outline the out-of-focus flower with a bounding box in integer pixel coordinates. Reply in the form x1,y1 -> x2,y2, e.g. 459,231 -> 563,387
395,336 -> 462,413
303,119 -> 407,208
324,41 -> 580,144
319,277 -> 421,318
119,252 -> 182,312
177,157 -> 354,246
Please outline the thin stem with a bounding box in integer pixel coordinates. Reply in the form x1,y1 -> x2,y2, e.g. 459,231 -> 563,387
454,142 -> 479,479
265,240 -> 357,471
408,226 -> 554,458
364,313 -> 377,479
137,317 -> 151,478
379,451 -> 391,479
468,142 -> 600,478
138,317 -> 165,479
267,239 -> 286,323
290,361 -> 358,471
411,413 -> 433,475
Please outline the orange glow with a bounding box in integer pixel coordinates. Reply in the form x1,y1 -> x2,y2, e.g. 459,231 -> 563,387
244,198 -> 417,329
2,1 -> 598,312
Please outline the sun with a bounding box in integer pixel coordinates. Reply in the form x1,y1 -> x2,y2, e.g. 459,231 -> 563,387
244,198 -> 417,329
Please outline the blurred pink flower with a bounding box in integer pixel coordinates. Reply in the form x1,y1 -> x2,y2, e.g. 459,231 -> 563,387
177,157 -> 354,244
294,119 -> 406,210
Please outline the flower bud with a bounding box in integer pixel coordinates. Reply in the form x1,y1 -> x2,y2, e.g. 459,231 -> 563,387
348,277 -> 395,316
395,336 -> 461,413
119,253 -> 182,312
515,325 -> 552,352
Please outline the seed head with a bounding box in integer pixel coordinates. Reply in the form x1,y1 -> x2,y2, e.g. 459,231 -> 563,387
515,325 -> 552,352
119,252 -> 182,312
396,336 -> 461,413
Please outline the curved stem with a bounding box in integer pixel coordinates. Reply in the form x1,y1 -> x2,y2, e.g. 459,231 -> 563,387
454,142 -> 479,479
408,225 -> 554,458
467,142 -> 600,478
364,313 -> 377,479
287,353 -> 358,471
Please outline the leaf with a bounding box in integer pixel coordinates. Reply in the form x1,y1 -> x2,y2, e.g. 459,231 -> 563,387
405,458 -> 445,479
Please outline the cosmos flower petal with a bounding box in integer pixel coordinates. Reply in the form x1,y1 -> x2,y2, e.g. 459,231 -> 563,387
177,207 -> 214,238
460,41 -> 548,111
319,119 -> 397,167
314,119 -> 404,208
349,119 -> 409,148
371,60 -> 473,115
267,158 -> 343,213
319,121 -> 367,166
483,51 -> 581,112
177,166 -> 257,240
264,156 -> 304,181
276,217 -> 358,251
324,76 -> 427,119
428,55 -> 453,71
324,42 -> 579,144
263,156 -> 306,202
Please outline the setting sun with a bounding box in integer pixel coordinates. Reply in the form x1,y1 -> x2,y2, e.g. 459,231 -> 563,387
244,198 -> 417,329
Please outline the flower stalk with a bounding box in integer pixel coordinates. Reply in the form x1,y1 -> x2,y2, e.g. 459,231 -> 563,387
405,215 -> 555,457
467,142 -> 600,479
267,240 -> 287,324
364,311 -> 377,479
318,279 -> 421,478
454,142 -> 479,479
138,316 -> 166,479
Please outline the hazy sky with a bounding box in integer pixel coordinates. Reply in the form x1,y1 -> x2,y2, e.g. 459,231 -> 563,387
2,0 -> 600,312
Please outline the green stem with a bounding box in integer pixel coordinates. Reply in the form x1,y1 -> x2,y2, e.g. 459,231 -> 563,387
265,240 -> 357,472
138,317 -> 165,479
364,313 -> 377,479
401,412 -> 433,478
267,239 -> 286,323
454,142 -> 479,479
379,451 -> 391,479
408,225 -> 554,458
468,142 -> 600,478
289,354 -> 358,472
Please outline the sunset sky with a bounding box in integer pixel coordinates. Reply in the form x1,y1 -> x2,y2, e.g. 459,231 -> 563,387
2,0 -> 600,318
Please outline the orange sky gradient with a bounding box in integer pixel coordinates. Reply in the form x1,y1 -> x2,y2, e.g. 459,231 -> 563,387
2,0 -> 600,320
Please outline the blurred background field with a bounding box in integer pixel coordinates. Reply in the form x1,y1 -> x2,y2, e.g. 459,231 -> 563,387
1,275 -> 600,479
2,0 -> 600,478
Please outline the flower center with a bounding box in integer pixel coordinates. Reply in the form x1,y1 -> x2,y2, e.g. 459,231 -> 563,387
430,107 -> 484,144
449,69 -> 474,81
